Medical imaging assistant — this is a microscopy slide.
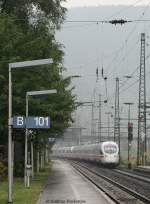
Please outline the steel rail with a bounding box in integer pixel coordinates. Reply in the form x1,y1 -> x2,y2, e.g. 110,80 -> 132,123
71,162 -> 121,204
71,161 -> 150,204
113,169 -> 150,184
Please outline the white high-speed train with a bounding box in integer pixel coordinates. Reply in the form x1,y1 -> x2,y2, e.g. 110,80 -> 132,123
52,141 -> 119,166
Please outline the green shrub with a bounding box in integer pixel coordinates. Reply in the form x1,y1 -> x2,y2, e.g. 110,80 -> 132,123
14,161 -> 24,177
0,161 -> 7,180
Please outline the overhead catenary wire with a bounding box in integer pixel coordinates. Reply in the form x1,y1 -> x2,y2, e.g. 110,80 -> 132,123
63,2 -> 150,77
90,13 -> 145,105
105,43 -> 150,103
107,52 -> 150,100
65,19 -> 150,24
123,1 -> 150,40
106,37 -> 140,77
105,1 -> 150,76
62,22 -> 96,30
63,3 -> 150,110
108,46 -> 150,106
120,50 -> 150,91
102,1 -> 150,104
105,0 -> 147,20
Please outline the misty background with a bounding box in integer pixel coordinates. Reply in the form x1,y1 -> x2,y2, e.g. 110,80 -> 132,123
55,5 -> 150,147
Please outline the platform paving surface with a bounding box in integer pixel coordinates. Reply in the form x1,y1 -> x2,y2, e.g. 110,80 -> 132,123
37,160 -> 114,204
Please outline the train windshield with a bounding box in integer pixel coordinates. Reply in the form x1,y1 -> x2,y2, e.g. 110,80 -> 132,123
104,145 -> 117,154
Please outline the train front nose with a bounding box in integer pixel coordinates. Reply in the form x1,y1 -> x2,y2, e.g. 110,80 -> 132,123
103,154 -> 119,164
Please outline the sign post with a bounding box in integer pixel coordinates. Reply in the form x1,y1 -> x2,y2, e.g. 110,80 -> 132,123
8,65 -> 12,204
25,89 -> 56,187
12,115 -> 51,187
25,94 -> 29,187
8,59 -> 53,203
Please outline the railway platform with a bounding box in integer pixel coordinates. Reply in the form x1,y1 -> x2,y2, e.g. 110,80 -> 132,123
37,160 -> 115,204
137,166 -> 150,169
134,166 -> 150,173
134,165 -> 150,174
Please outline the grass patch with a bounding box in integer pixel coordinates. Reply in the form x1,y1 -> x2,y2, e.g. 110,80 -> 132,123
0,165 -> 51,204
119,158 -> 137,168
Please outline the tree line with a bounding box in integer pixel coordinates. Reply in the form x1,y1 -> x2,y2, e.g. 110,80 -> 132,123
0,0 -> 75,175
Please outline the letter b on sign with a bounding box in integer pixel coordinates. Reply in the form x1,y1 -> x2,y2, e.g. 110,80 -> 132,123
17,117 -> 24,126
13,116 -> 25,128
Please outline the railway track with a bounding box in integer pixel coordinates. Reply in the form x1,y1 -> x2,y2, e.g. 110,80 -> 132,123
115,167 -> 150,179
113,169 -> 150,184
133,167 -> 150,177
71,161 -> 150,204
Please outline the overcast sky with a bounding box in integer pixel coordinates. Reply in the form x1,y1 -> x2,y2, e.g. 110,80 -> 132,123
63,0 -> 149,8
56,4 -> 150,135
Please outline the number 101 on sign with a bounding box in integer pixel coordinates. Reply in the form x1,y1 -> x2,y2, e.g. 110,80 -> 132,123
34,117 -> 49,126
26,116 -> 50,129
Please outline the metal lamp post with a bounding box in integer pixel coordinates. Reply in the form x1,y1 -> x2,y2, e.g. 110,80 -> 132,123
78,127 -> 86,145
105,112 -> 112,140
24,89 -> 57,187
8,59 -> 53,203
124,102 -> 134,169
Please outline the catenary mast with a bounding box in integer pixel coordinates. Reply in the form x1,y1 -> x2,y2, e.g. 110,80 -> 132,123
137,33 -> 147,166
